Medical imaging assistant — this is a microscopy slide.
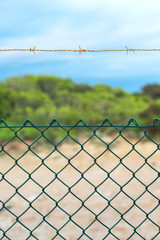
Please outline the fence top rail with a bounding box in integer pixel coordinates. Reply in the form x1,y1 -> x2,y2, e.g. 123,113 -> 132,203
0,118 -> 160,128
1,46 -> 160,54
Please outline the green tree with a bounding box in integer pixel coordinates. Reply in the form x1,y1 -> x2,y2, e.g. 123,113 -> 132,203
142,84 -> 160,99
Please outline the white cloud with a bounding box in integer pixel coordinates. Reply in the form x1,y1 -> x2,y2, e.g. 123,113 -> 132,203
1,0 -> 160,90
1,0 -> 160,49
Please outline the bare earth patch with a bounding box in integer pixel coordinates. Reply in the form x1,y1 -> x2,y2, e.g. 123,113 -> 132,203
0,136 -> 160,240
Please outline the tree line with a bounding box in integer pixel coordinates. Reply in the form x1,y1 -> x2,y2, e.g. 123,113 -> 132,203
0,75 -> 159,125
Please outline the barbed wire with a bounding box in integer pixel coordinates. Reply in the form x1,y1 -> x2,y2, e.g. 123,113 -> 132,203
0,45 -> 160,54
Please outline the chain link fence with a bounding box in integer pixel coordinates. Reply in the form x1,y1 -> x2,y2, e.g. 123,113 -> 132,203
0,118 -> 160,239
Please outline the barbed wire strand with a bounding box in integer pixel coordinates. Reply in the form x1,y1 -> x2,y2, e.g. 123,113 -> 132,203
0,46 -> 160,54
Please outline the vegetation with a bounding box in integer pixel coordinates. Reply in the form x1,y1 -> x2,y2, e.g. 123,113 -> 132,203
0,75 -> 159,124
0,75 -> 160,140
142,84 -> 160,99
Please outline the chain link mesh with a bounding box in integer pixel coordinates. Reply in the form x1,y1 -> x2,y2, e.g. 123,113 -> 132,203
0,118 -> 160,239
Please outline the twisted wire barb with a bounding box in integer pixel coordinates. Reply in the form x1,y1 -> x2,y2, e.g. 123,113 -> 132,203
0,46 -> 160,54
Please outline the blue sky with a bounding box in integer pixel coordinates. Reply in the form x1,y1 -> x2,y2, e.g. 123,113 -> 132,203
0,0 -> 160,92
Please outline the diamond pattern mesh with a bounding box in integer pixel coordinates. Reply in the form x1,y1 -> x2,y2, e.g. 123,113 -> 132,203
0,118 -> 160,239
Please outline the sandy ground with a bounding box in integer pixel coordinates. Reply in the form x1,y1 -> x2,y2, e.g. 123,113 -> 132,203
0,134 -> 160,240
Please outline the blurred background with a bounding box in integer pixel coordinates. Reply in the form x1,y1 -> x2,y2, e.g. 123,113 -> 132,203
1,2 -> 160,239
1,0 -> 160,92
0,0 -> 160,126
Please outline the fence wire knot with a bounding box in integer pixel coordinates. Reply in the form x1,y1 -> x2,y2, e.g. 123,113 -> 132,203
125,45 -> 135,54
29,46 -> 36,54
79,46 -> 86,54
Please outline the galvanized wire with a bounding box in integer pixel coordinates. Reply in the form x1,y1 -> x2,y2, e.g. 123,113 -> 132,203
0,118 -> 160,239
1,46 -> 160,54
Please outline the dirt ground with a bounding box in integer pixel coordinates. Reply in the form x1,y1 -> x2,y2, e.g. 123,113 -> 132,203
0,135 -> 160,240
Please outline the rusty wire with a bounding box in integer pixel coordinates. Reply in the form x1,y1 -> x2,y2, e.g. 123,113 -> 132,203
0,45 -> 160,54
